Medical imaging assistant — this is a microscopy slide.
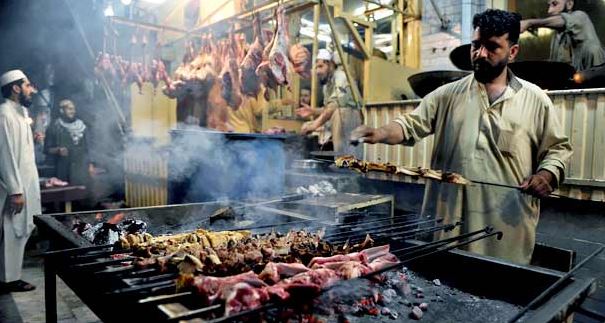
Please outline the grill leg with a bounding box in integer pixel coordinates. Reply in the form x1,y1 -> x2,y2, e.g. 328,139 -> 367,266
44,257 -> 57,323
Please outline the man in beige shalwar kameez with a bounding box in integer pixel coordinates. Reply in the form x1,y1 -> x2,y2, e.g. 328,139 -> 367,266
0,70 -> 40,293
352,10 -> 572,265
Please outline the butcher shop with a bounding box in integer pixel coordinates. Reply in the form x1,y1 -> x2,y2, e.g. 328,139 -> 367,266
0,0 -> 604,322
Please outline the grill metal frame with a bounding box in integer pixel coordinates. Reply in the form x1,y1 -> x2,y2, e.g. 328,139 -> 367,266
35,198 -> 597,323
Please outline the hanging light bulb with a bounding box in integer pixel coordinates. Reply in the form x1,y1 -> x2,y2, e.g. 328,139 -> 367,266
104,4 -> 115,16
121,0 -> 133,5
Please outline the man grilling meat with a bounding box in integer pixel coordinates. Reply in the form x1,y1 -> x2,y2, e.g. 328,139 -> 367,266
298,49 -> 362,158
351,9 -> 572,265
520,0 -> 605,71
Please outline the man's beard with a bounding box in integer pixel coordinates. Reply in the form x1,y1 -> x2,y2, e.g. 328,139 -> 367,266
61,115 -> 76,122
319,75 -> 328,85
473,58 -> 508,83
19,92 -> 33,107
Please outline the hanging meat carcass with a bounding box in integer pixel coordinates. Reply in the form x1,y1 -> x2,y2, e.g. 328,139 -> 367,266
256,5 -> 292,100
289,43 -> 311,79
219,29 -> 244,110
240,14 -> 265,98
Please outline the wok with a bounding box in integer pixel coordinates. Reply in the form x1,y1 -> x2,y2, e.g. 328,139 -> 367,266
449,43 -> 576,90
408,70 -> 471,98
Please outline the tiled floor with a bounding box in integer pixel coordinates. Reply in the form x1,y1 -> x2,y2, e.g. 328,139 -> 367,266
2,246 -> 100,323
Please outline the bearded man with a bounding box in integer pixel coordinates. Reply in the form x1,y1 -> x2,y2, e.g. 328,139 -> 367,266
0,70 -> 41,292
351,9 -> 572,265
520,0 -> 605,71
44,99 -> 94,186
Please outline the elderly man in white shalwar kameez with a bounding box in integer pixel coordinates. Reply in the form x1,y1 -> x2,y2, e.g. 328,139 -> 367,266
0,69 -> 40,293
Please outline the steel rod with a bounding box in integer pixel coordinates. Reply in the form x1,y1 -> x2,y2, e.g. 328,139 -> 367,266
325,217 -> 441,240
72,256 -> 135,269
139,292 -> 192,304
392,223 -> 485,256
165,304 -> 223,321
507,245 -> 605,323
330,220 -> 451,244
108,280 -> 175,295
329,222 -> 457,247
43,244 -> 114,257
361,230 -> 503,279
327,219 -> 444,243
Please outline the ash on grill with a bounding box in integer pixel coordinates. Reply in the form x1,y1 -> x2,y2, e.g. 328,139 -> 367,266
291,268 -> 522,322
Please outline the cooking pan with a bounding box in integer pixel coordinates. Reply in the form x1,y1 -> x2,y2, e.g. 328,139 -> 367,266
449,44 -> 576,90
407,70 -> 471,98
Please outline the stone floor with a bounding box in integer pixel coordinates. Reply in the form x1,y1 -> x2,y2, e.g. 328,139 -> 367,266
0,243 -> 100,323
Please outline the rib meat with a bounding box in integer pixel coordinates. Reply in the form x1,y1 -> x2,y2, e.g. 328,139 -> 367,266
240,15 -> 264,97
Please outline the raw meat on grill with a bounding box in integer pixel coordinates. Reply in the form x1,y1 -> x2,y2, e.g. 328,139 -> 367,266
258,262 -> 310,283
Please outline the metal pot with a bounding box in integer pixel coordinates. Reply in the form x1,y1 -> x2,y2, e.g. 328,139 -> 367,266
407,70 -> 471,98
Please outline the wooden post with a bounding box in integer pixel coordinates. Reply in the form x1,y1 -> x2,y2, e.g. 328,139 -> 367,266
310,2 -> 321,109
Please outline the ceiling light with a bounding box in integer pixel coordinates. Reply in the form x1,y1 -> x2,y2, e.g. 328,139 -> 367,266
104,4 -> 115,17
139,0 -> 169,4
121,0 -> 133,5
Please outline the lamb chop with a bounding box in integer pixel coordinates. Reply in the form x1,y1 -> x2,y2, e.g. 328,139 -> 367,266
240,14 -> 265,97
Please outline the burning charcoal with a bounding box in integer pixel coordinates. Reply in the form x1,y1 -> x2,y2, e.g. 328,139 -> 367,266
367,307 -> 379,316
419,302 -> 429,311
92,223 -> 122,245
121,219 -> 148,234
410,306 -> 424,320
416,287 -> 424,293
432,279 -> 442,286
72,220 -> 91,235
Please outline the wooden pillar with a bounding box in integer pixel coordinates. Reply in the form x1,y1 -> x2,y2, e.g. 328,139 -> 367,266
400,0 -> 421,69
310,2 -> 320,109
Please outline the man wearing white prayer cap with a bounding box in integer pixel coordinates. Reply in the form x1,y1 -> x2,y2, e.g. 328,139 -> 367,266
297,48 -> 362,157
0,69 -> 40,293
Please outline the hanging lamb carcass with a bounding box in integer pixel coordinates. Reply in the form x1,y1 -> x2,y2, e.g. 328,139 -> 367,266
256,5 -> 291,100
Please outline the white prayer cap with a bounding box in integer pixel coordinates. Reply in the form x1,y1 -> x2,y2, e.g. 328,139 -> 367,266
317,49 -> 333,62
0,69 -> 27,87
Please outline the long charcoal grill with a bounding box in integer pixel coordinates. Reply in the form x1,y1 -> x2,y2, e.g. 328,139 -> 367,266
35,195 -> 597,323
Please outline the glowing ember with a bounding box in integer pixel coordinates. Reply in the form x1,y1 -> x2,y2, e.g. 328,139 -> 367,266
107,212 -> 125,224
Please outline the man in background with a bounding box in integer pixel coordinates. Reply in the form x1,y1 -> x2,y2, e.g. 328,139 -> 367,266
520,0 -> 605,71
299,49 -> 362,157
45,99 -> 94,186
0,69 -> 40,292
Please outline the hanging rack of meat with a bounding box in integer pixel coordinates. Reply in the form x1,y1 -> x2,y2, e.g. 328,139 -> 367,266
239,13 -> 266,98
35,195 -> 596,323
256,4 -> 292,100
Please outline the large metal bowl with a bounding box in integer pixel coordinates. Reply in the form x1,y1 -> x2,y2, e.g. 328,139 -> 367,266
408,70 -> 471,98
